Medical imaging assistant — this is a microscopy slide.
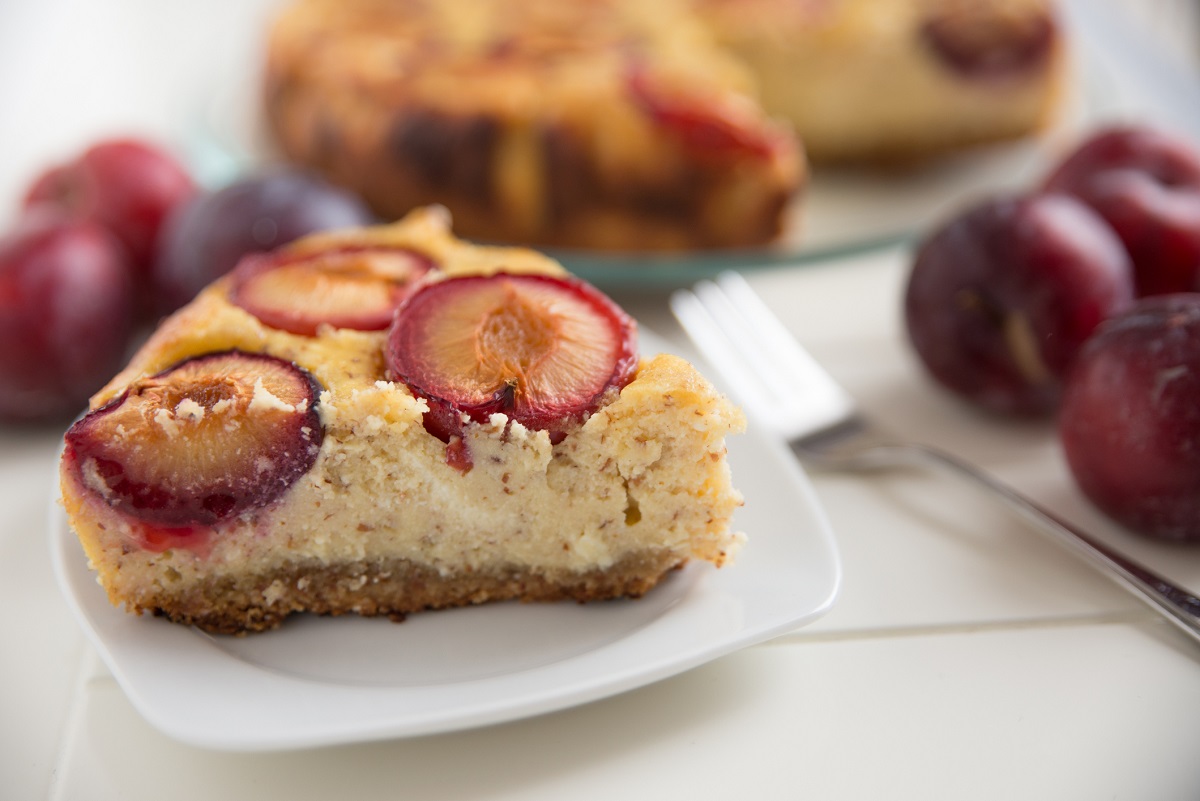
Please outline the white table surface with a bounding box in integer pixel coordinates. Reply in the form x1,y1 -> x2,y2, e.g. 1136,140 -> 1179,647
4,2 -> 1200,799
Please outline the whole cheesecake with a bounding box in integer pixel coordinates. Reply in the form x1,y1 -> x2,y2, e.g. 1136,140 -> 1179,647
58,207 -> 746,635
262,0 -> 1064,251
263,0 -> 804,252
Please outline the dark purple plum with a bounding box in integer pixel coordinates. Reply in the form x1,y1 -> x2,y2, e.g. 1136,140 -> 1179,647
904,193 -> 1135,415
23,138 -> 196,302
0,211 -> 136,423
152,170 -> 375,314
1043,125 -> 1200,297
1060,294 -> 1200,541
63,351 -> 323,527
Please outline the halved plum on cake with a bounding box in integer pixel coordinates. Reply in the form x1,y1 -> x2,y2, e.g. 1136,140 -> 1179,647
229,245 -> 434,335
388,272 -> 639,449
59,207 -> 746,634
64,351 -> 323,531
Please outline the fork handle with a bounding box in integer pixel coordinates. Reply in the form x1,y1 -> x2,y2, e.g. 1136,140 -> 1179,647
902,444 -> 1200,644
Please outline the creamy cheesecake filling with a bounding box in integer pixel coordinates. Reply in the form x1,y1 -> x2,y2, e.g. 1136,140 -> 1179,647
62,351 -> 744,633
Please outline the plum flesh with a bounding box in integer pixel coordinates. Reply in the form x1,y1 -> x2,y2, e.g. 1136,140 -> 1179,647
387,272 -> 638,445
64,351 -> 323,528
229,245 -> 434,336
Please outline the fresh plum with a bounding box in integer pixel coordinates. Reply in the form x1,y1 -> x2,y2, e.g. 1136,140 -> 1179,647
23,138 -> 195,294
153,170 -> 375,315
1060,294 -> 1200,541
1043,125 -> 1200,296
904,193 -> 1135,415
626,65 -> 791,161
0,212 -> 135,423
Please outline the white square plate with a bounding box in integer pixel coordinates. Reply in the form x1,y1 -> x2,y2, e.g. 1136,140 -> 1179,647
51,335 -> 841,752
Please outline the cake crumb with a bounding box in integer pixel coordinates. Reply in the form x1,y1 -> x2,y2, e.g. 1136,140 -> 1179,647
262,579 -> 287,604
249,378 -> 297,413
153,408 -> 181,437
175,397 -> 206,422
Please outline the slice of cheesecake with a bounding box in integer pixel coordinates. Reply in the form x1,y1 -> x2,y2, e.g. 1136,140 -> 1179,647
58,207 -> 745,634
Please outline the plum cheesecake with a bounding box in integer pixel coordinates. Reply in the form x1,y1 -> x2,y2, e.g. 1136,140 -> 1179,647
263,0 -> 803,252
58,207 -> 746,635
263,0 -> 1064,252
696,0 -> 1065,165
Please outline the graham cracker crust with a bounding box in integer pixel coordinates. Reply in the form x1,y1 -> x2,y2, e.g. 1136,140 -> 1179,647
125,550 -> 688,635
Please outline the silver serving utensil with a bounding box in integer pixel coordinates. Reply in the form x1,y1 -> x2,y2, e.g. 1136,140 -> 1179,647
671,270 -> 1200,645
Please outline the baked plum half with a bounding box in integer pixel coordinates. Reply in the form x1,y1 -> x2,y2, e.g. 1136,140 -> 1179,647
230,245 -> 435,335
920,3 -> 1057,82
64,351 -> 323,528
626,65 -> 791,161
386,272 -> 638,447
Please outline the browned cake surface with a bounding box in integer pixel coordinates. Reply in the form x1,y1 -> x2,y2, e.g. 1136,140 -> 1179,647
263,0 -> 803,251
263,0 -> 1063,251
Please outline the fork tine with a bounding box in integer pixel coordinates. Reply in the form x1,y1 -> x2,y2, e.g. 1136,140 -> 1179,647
693,279 -> 801,406
669,282 -> 785,427
671,272 -> 856,437
712,272 -> 855,413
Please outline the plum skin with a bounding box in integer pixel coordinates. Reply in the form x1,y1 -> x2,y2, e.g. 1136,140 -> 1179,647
904,193 -> 1135,416
0,212 -> 135,423
1043,125 -> 1200,297
23,138 -> 196,280
1060,294 -> 1200,541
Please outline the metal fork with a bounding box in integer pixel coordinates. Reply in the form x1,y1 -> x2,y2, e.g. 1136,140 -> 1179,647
671,270 -> 1200,645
